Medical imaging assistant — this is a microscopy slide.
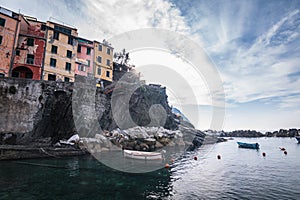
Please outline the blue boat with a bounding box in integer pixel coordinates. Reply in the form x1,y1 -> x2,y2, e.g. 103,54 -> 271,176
237,142 -> 259,149
296,136 -> 300,143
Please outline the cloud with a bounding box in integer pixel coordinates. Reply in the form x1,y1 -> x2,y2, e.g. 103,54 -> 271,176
209,9 -> 300,107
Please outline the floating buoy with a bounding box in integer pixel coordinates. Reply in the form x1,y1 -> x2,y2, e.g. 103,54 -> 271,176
280,147 -> 286,151
284,151 -> 287,155
165,163 -> 170,169
262,152 -> 266,157
194,156 -> 198,160
217,155 -> 221,160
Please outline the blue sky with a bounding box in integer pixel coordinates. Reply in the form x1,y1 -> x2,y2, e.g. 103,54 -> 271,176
1,0 -> 300,131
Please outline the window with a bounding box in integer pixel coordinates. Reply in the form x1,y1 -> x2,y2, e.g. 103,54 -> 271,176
67,50 -> 72,58
53,31 -> 59,40
87,47 -> 91,55
50,58 -> 56,67
12,71 -> 19,78
54,25 -> 71,35
87,60 -> 90,67
106,71 -> 110,78
64,77 -> 70,82
97,67 -> 101,75
26,54 -> 34,64
106,48 -> 111,55
77,45 -> 81,53
51,45 -> 58,54
27,38 -> 34,46
25,72 -> 33,79
106,59 -> 110,66
98,44 -> 102,51
68,36 -> 73,45
78,65 -> 85,72
48,74 -> 56,81
0,73 -> 4,77
97,56 -> 102,63
65,62 -> 71,71
0,18 -> 5,27
41,24 -> 46,31
0,35 -> 2,45
16,49 -> 20,56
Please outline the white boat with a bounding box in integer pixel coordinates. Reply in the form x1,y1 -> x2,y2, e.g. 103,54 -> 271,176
123,149 -> 163,160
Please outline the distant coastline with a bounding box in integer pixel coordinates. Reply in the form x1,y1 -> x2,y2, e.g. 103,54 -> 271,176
218,128 -> 300,138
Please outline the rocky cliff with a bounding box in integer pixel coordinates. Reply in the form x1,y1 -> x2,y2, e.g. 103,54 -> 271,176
0,76 -> 181,146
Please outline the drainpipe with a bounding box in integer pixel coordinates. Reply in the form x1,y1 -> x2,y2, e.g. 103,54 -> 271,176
41,25 -> 48,80
9,15 -> 20,77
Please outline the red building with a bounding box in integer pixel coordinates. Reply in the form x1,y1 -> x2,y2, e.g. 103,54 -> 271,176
12,16 -> 46,80
0,7 -> 20,78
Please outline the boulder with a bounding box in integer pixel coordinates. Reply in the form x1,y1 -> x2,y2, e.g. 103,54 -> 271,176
155,141 -> 164,148
127,126 -> 149,139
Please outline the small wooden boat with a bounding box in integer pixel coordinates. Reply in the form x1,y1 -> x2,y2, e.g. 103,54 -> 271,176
296,136 -> 300,143
237,142 -> 259,149
123,149 -> 163,160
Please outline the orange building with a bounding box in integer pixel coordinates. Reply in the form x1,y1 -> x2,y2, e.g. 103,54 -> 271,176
93,40 -> 114,85
43,21 -> 78,82
0,7 -> 20,78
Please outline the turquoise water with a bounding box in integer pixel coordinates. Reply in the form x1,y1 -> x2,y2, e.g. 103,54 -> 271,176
0,138 -> 299,199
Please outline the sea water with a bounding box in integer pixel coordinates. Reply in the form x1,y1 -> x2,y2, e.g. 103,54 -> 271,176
0,138 -> 299,199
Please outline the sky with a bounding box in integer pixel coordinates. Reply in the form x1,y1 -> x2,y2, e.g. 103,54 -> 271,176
1,0 -> 300,131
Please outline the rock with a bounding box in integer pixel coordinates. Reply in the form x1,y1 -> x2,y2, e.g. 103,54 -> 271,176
140,143 -> 149,151
155,141 -> 164,148
217,137 -> 227,143
67,134 -> 80,143
167,141 -> 175,147
101,147 -> 109,152
143,138 -> 156,146
159,137 -> 170,146
175,138 -> 185,146
94,144 -> 101,152
127,126 -> 149,139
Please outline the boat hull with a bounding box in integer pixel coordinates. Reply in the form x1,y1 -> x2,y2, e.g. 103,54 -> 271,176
123,150 -> 163,160
296,136 -> 300,143
237,142 -> 259,149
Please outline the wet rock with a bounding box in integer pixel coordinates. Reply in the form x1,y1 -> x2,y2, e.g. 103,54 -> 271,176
140,143 -> 149,151
143,138 -> 156,146
155,141 -> 164,148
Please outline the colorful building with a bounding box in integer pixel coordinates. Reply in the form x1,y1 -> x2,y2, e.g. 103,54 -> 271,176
1,6 -> 115,85
43,21 -> 78,82
0,7 -> 20,78
75,37 -> 94,77
93,40 -> 114,84
12,16 -> 47,80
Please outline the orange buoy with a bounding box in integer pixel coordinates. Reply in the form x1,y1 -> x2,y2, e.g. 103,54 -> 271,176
194,156 -> 198,160
262,152 -> 266,157
217,155 -> 221,160
165,163 -> 170,169
284,151 -> 287,155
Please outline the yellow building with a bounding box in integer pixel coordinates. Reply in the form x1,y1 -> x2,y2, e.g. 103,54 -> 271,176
43,21 -> 78,82
93,40 -> 113,84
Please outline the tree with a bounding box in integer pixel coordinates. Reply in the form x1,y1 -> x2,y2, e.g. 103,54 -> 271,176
113,49 -> 130,65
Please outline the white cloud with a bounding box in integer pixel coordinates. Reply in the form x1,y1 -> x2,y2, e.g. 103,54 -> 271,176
210,9 -> 300,105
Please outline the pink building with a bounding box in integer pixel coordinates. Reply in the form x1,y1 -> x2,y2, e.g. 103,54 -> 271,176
75,37 -> 94,77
